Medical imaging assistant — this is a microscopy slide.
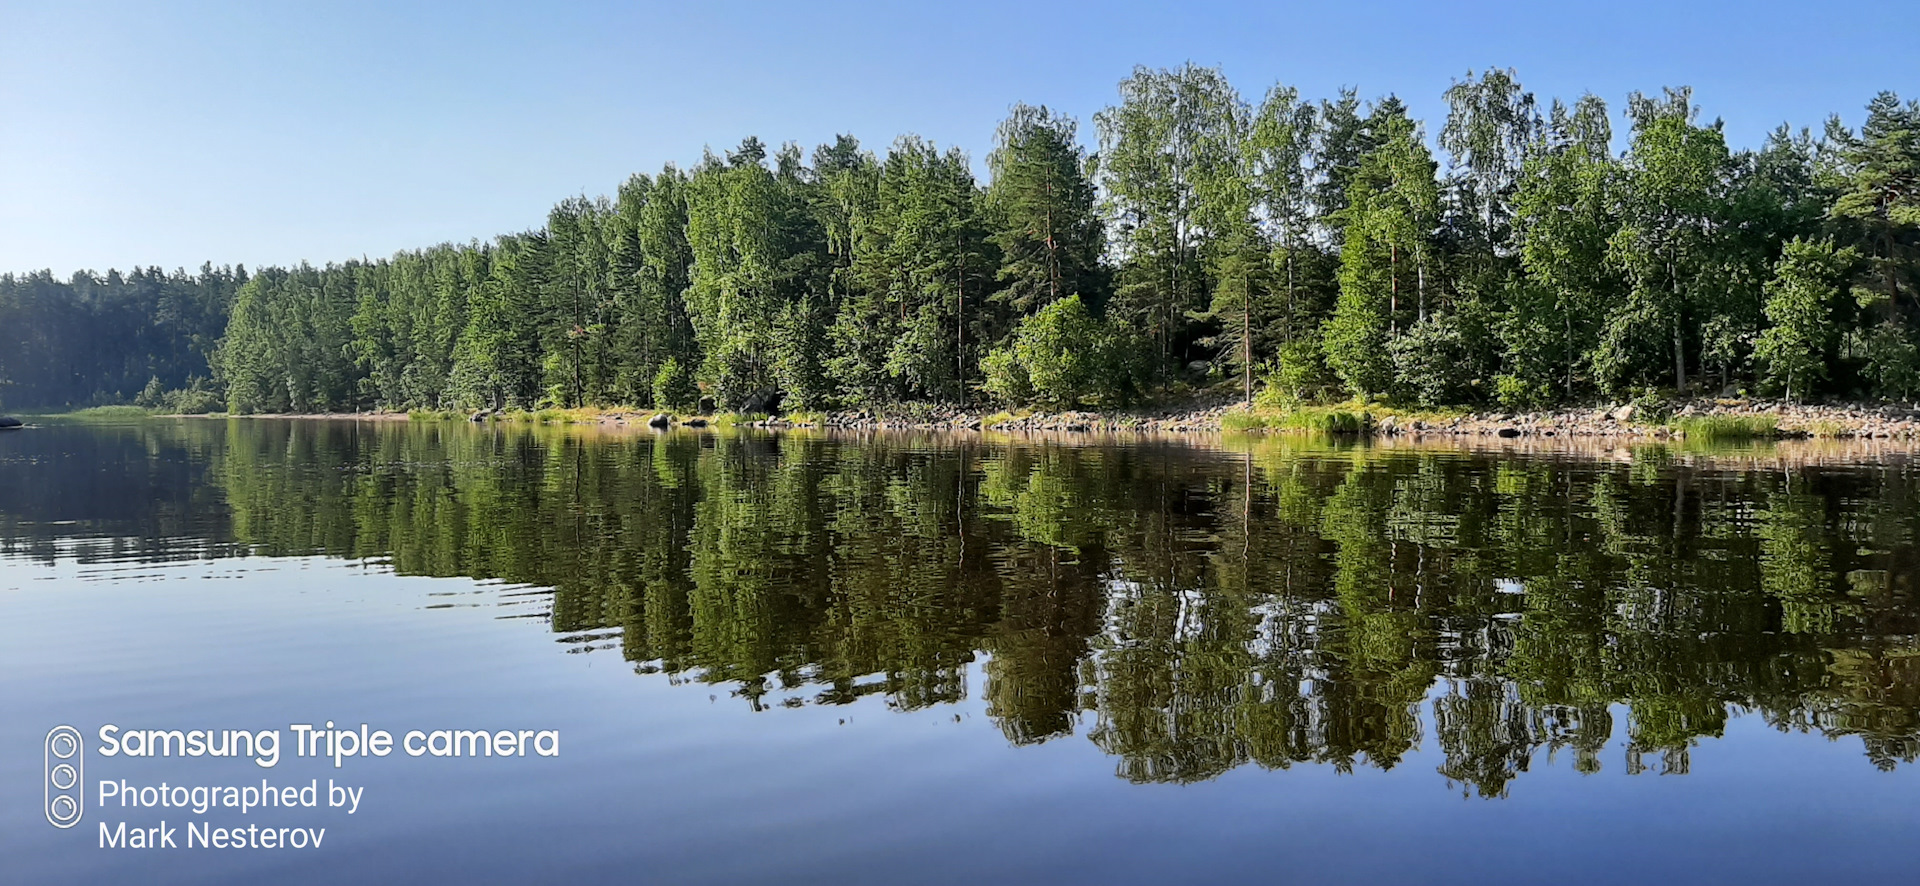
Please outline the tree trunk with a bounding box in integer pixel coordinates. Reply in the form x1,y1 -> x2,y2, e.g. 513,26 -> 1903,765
956,229 -> 966,396
1285,240 -> 1296,343
1416,251 -> 1426,323
1390,242 -> 1399,337
1243,286 -> 1252,408
1670,260 -> 1686,391
1673,314 -> 1687,392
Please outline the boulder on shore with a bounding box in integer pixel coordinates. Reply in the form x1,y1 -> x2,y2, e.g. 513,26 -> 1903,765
647,413 -> 672,428
741,388 -> 783,416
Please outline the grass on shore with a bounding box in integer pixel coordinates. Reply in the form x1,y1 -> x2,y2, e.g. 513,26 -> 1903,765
1668,414 -> 1779,441
1222,400 -> 1467,435
1807,419 -> 1851,439
18,405 -> 196,422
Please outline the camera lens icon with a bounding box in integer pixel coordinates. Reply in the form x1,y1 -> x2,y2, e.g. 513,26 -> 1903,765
45,726 -> 83,829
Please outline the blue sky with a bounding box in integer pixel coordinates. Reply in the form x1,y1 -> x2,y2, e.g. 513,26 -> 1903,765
1,0 -> 1913,275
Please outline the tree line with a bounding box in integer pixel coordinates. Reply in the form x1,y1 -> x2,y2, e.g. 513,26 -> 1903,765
2,66 -> 1916,413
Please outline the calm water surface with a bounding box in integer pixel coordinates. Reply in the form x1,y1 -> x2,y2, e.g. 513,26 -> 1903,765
3,419 -> 1918,884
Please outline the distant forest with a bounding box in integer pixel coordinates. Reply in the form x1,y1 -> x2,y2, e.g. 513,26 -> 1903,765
1,66 -> 1916,414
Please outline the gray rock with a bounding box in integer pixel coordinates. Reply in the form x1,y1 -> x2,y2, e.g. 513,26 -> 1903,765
647,413 -> 672,428
0,415 -> 22,429
1497,427 -> 1521,438
741,388 -> 783,416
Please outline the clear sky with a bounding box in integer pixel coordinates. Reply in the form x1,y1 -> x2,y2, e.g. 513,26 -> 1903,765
1,0 -> 1913,276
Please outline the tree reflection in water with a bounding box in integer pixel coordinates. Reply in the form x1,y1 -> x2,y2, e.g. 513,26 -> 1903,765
5,420 -> 1918,795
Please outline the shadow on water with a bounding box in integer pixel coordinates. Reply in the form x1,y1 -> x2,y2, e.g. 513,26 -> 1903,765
4,418 -> 1920,795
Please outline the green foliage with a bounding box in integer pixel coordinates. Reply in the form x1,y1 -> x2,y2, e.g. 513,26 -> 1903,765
652,357 -> 700,412
1863,323 -> 1920,399
1326,110 -> 1440,399
52,405 -> 155,421
1096,63 -> 1241,364
1827,92 -> 1920,321
981,295 -> 1138,409
1494,373 -> 1553,411
1599,96 -> 1734,393
1510,100 -> 1617,401
1389,316 -> 1473,407
832,135 -> 992,405
1324,234 -> 1393,396
1671,414 -> 1779,440
1264,335 -> 1334,405
136,375 -> 223,414
1224,404 -> 1372,434
986,104 -> 1103,315
10,75 -> 1920,418
1756,239 -> 1857,400
0,265 -> 239,410
1625,387 -> 1676,423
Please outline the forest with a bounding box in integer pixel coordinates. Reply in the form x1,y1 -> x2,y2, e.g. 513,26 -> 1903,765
1,65 -> 1915,414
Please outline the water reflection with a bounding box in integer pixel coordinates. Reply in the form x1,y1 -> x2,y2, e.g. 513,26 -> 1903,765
4,420 -> 1918,794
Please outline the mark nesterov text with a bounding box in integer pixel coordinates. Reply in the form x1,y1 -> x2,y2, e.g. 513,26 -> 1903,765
100,820 -> 326,849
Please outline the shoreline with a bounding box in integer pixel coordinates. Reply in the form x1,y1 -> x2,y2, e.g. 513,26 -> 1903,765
675,397 -> 1920,440
49,395 -> 1920,441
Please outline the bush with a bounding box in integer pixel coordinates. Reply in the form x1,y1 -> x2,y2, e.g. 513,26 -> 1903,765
135,376 -> 167,408
980,348 -> 1034,405
1626,387 -> 1675,423
652,358 -> 700,412
1263,336 -> 1333,406
167,387 -> 224,415
1389,317 -> 1472,407
1864,323 -> 1920,400
980,295 -> 1138,409
133,375 -> 224,414
1494,373 -> 1551,411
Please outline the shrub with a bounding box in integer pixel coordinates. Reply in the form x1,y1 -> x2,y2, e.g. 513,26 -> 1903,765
1263,336 -> 1333,406
1494,373 -> 1551,411
1389,317 -> 1472,407
1864,323 -> 1920,400
1626,387 -> 1675,423
132,375 -> 224,414
167,387 -> 224,415
652,358 -> 700,412
980,349 -> 1034,405
980,295 -> 1138,409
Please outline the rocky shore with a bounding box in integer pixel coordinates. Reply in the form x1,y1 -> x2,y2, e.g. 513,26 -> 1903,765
613,396 -> 1920,440
1379,399 -> 1920,440
803,396 -> 1240,434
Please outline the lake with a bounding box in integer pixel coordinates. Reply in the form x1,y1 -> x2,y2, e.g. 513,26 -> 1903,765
4,419 -> 1918,884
